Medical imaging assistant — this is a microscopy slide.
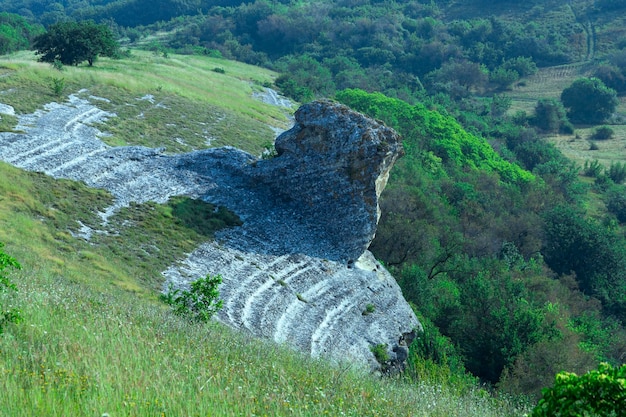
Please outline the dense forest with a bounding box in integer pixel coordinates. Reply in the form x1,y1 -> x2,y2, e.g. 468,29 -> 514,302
3,0 -> 626,401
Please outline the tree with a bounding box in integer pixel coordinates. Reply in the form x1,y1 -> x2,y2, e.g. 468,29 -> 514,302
532,363 -> 626,417
560,78 -> 619,124
532,98 -> 570,133
33,20 -> 118,66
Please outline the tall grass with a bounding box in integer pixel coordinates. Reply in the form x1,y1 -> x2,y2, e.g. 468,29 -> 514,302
0,260 -> 528,417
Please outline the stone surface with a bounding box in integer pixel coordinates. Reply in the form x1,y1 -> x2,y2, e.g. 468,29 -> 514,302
0,94 -> 420,371
253,100 -> 404,262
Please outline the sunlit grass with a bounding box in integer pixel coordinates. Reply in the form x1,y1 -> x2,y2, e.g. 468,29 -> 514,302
0,49 -> 291,155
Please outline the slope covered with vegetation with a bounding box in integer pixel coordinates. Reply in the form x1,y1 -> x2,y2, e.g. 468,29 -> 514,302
0,52 -> 527,416
2,0 -> 626,412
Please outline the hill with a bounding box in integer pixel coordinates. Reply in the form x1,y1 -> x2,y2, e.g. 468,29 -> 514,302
3,0 -> 626,410
0,51 -> 528,416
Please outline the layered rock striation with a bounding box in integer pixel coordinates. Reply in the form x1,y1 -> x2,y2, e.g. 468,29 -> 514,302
0,94 -> 420,371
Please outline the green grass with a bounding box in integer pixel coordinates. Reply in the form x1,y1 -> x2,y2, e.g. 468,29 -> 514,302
0,50 -> 291,155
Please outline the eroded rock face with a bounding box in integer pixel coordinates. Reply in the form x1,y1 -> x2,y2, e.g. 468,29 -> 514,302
253,100 -> 403,262
0,95 -> 420,372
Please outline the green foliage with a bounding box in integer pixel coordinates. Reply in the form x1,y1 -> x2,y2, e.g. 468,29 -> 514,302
274,74 -> 312,102
50,76 -> 64,97
274,55 -> 334,101
582,159 -> 603,178
561,78 -> 619,124
592,125 -> 615,140
543,205 -> 626,317
594,64 -> 626,95
0,12 -> 43,55
606,186 -> 626,223
362,303 -> 376,315
336,89 -> 533,184
532,98 -> 569,133
607,161 -> 626,184
161,274 -> 223,323
532,363 -> 626,417
0,242 -> 22,334
370,343 -> 389,363
450,268 -> 555,384
34,20 -> 118,66
489,67 -> 519,90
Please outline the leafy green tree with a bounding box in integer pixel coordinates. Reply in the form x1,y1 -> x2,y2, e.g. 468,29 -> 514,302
532,363 -> 626,417
0,12 -> 43,55
543,205 -> 626,318
606,186 -> 626,223
0,242 -> 22,334
33,20 -> 118,66
532,98 -> 570,133
561,78 -> 619,124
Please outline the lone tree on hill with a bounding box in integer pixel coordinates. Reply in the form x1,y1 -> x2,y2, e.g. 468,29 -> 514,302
34,21 -> 118,66
560,77 -> 618,124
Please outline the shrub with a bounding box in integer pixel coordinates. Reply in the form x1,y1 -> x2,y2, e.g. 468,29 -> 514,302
607,161 -> 626,184
50,76 -> 65,97
561,78 -> 619,124
370,343 -> 390,363
532,98 -> 569,133
161,274 -> 223,322
606,186 -> 626,223
532,362 -> 626,417
0,242 -> 22,334
582,159 -> 603,177
362,303 -> 376,315
592,125 -> 614,140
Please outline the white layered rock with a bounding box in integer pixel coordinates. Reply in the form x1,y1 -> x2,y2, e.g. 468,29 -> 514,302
0,94 -> 420,371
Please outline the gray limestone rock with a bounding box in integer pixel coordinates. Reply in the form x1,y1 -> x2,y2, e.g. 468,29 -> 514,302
0,94 -> 420,372
252,100 -> 404,262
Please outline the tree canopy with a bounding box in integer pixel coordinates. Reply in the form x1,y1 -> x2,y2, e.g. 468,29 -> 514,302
33,20 -> 118,66
560,77 -> 619,124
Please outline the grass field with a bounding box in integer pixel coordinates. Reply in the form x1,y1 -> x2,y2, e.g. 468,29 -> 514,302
508,63 -> 626,169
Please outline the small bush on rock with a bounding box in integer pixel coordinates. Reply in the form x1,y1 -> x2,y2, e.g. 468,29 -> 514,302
370,343 -> 390,363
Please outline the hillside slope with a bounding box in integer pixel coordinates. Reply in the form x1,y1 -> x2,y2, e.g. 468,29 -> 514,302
0,51 -> 528,416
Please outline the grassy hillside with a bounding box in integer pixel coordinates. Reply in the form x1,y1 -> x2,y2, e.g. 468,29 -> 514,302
0,50 -> 290,155
0,52 -> 527,415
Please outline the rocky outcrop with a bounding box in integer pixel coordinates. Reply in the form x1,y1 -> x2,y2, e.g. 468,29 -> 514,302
0,93 -> 420,371
253,100 -> 403,262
